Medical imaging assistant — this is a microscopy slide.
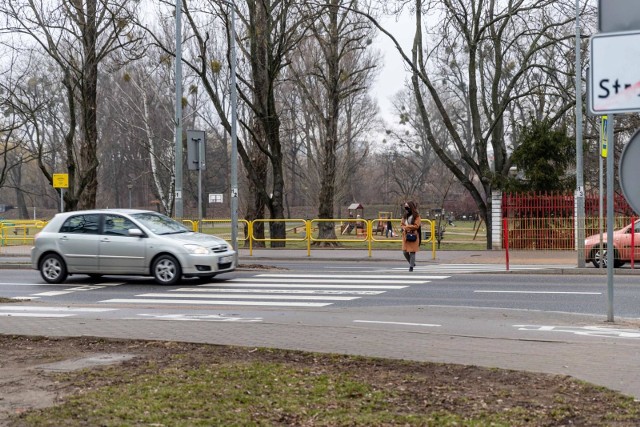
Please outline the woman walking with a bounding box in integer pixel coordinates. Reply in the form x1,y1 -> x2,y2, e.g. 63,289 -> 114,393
401,201 -> 421,272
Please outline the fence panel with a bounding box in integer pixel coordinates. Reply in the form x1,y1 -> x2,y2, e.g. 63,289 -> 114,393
502,191 -> 635,250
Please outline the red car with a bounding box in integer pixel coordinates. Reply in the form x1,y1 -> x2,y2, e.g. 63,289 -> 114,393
584,220 -> 640,268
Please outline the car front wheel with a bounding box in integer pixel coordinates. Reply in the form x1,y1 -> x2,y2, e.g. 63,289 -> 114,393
152,255 -> 182,285
40,254 -> 68,284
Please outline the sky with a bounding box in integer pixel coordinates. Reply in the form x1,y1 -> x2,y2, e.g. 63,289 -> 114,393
374,12 -> 415,125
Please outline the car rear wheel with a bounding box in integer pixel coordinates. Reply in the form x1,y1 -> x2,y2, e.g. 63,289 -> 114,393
592,245 -> 623,268
40,254 -> 68,284
152,255 -> 182,285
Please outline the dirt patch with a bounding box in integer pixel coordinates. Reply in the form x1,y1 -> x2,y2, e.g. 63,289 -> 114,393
1,335 -> 640,426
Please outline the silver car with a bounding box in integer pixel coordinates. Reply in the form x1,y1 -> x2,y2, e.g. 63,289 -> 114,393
31,209 -> 236,285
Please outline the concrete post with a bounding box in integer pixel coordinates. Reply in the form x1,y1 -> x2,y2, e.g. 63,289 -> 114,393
491,191 -> 502,249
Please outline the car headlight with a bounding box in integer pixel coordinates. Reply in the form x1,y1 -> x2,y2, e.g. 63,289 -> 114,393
183,244 -> 210,255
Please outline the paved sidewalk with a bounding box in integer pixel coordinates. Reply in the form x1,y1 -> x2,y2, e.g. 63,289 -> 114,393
1,245 -> 636,275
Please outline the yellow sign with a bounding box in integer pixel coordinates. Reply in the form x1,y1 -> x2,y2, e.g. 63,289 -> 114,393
601,115 -> 608,158
52,173 -> 69,189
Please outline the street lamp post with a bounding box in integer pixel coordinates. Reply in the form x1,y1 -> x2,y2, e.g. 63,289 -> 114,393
127,184 -> 133,209
174,0 -> 184,218
228,0 -> 238,253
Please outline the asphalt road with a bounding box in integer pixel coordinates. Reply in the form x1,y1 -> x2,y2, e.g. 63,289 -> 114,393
1,263 -> 638,318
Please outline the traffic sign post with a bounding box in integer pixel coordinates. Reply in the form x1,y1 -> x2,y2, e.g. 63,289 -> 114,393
592,3 -> 640,323
52,173 -> 68,213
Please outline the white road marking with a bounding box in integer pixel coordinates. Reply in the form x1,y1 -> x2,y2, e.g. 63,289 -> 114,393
0,283 -> 55,286
207,283 -> 406,289
231,278 -> 424,285
392,264 -> 575,273
354,320 -> 441,327
175,288 -> 384,295
138,293 -> 358,301
515,325 -> 640,339
475,290 -> 601,295
102,299 -> 332,307
135,314 -> 263,322
253,274 -> 449,280
0,313 -> 74,318
0,306 -> 117,312
65,285 -> 106,291
0,306 -> 117,318
32,291 -> 73,296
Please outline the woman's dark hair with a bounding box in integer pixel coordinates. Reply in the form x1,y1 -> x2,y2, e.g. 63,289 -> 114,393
403,200 -> 420,219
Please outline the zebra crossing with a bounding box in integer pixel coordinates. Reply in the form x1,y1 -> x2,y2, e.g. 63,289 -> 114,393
100,273 -> 450,308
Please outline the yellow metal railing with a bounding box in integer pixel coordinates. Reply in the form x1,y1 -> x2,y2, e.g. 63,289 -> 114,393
0,216 -> 437,259
0,220 -> 47,246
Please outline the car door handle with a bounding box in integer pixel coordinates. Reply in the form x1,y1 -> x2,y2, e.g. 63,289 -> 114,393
100,238 -> 111,243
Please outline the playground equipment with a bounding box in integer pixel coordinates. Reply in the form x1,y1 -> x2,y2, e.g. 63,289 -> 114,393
375,211 -> 392,235
341,203 -> 364,235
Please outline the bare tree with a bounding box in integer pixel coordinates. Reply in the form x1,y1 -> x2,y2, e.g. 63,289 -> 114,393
288,0 -> 378,242
101,54 -> 177,214
1,0 -> 144,210
360,0 -> 584,248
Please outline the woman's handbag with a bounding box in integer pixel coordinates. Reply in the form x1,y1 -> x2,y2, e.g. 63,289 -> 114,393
406,232 -> 417,242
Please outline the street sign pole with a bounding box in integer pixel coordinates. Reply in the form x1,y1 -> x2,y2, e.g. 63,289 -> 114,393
575,0 -> 585,268
606,114 -> 615,322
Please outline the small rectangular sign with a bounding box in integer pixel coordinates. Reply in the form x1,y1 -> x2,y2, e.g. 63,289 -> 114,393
601,115 -> 608,158
209,193 -> 223,203
52,173 -> 68,189
599,0 -> 640,32
186,130 -> 206,171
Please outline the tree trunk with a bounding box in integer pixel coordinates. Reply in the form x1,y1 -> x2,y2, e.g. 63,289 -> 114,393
77,0 -> 99,209
316,0 -> 340,244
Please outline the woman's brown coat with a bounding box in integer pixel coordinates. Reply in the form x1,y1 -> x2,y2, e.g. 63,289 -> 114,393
401,215 -> 421,252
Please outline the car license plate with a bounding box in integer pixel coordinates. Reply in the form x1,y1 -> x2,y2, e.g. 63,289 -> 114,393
218,256 -> 233,264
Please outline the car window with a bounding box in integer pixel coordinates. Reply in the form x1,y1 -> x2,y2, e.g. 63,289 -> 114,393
131,212 -> 189,235
103,214 -> 137,237
59,214 -> 100,234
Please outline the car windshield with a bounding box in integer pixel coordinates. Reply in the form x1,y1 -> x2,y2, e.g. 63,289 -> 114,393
131,212 -> 190,235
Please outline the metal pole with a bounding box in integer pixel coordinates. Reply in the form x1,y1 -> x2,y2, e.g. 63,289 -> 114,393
174,0 -> 184,218
599,132 -> 603,269
575,0 -> 585,267
606,114 -> 614,322
197,139 -> 203,232
229,0 -> 239,253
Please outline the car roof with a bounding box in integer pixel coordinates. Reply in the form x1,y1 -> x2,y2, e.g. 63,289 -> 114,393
53,209 -> 156,218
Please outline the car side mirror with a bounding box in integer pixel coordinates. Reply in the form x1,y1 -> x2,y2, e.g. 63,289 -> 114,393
128,228 -> 145,237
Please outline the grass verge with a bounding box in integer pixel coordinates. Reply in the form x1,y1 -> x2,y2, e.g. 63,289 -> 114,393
9,337 -> 640,427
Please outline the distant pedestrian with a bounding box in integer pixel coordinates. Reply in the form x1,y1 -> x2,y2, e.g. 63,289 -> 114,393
401,201 -> 421,272
386,220 -> 393,238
